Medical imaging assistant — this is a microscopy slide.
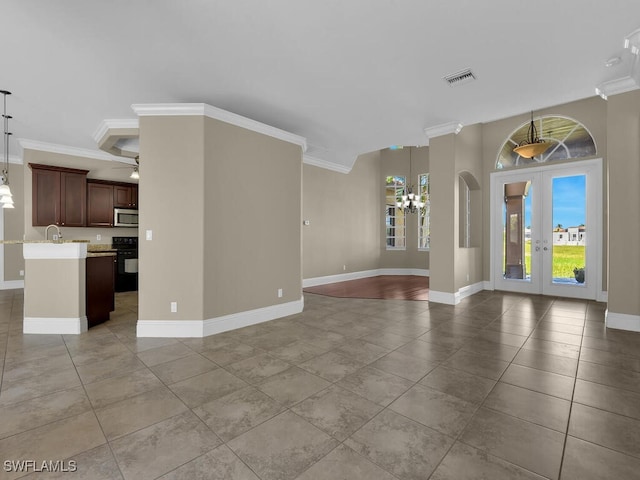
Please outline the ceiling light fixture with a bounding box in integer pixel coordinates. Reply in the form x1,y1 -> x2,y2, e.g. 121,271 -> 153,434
396,147 -> 425,214
0,90 -> 14,209
513,112 -> 551,159
130,155 -> 140,179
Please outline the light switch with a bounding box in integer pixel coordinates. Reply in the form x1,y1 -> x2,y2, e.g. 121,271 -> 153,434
146,230 -> 153,241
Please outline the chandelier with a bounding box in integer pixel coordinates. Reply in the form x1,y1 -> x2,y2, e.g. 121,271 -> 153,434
0,90 -> 13,209
396,147 -> 425,214
513,112 -> 551,159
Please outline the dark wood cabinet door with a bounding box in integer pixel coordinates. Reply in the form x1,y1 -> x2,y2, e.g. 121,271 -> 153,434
86,255 -> 116,328
60,172 -> 87,226
114,185 -> 132,208
32,168 -> 60,226
87,182 -> 114,227
131,184 -> 138,208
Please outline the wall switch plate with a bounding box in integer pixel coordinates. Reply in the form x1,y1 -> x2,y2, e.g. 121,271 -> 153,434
96,234 -> 101,241
277,288 -> 283,298
170,302 -> 177,313
146,230 -> 153,241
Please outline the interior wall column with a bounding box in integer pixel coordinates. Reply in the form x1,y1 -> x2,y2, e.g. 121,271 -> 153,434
605,90 -> 640,331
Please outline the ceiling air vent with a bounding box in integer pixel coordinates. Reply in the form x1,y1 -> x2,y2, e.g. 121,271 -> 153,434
443,68 -> 476,87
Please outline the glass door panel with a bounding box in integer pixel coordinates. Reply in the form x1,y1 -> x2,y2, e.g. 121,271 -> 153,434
550,175 -> 586,285
494,172 -> 540,295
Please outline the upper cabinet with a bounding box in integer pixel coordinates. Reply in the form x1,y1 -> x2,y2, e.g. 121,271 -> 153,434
113,184 -> 138,208
87,181 -> 115,227
30,164 -> 89,227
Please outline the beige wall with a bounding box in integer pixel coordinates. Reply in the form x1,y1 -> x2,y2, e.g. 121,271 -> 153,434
428,125 -> 484,295
24,258 -> 85,318
138,116 -> 205,322
203,117 -> 302,318
454,124 -> 484,289
606,90 -> 640,316
138,115 -> 302,324
429,134 -> 457,294
303,151 -> 382,279
379,147 -> 430,270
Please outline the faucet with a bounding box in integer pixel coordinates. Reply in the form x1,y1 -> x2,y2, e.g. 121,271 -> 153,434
45,224 -> 63,243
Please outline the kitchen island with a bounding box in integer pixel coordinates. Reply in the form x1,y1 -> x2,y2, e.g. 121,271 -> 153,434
15,240 -> 116,334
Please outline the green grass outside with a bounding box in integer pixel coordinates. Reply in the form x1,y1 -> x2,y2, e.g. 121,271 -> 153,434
524,241 -> 585,279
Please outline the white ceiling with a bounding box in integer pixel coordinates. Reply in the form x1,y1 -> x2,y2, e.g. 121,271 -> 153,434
3,1 -> 640,170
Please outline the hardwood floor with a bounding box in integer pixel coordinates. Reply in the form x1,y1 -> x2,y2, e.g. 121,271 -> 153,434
303,275 -> 429,301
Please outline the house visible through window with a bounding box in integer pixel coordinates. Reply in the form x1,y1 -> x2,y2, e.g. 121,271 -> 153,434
386,176 -> 406,249
418,173 -> 430,250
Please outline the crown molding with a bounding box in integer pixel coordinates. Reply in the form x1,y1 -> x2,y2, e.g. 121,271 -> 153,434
303,153 -> 351,174
18,138 -> 122,162
595,75 -> 639,100
92,118 -> 139,144
131,103 -> 307,151
424,122 -> 464,139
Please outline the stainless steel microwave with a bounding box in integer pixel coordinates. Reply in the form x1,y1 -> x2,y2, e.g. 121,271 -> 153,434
114,208 -> 139,227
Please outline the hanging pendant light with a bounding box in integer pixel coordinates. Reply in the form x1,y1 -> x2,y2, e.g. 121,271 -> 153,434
0,90 -> 14,208
513,112 -> 551,159
396,147 -> 425,214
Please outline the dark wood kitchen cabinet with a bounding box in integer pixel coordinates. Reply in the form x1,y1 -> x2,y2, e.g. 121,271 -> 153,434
86,254 -> 116,328
113,183 -> 138,208
87,181 -> 115,227
30,163 -> 89,227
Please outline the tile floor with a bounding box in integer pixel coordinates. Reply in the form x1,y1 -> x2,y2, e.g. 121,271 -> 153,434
1,289 -> 640,479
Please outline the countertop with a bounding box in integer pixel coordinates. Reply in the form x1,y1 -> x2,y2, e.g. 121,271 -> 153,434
0,239 -> 91,244
87,252 -> 117,258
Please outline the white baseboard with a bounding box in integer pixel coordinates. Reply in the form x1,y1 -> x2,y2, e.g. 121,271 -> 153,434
137,297 -> 304,338
429,281 -> 485,305
1,280 -> 24,290
458,281 -> 485,300
605,310 -> 640,332
303,268 -> 429,288
203,297 -> 304,337
24,316 -> 88,335
136,320 -> 204,338
428,290 -> 458,305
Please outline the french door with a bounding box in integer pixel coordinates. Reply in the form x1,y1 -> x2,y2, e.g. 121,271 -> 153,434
491,159 -> 602,300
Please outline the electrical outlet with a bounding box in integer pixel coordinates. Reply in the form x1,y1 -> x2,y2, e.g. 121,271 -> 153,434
170,302 -> 177,313
146,230 -> 153,241
277,288 -> 283,298
343,265 -> 346,271
19,270 -> 24,277
96,234 -> 101,241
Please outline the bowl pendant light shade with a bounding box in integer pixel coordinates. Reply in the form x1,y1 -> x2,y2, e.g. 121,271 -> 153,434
513,112 -> 551,159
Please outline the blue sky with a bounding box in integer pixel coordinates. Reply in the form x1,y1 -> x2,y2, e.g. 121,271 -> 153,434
523,174 -> 586,229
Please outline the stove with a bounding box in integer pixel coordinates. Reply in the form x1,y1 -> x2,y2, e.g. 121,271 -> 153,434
111,236 -> 138,292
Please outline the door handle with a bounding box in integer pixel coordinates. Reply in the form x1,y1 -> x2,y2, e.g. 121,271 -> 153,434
535,246 -> 540,252
543,247 -> 548,251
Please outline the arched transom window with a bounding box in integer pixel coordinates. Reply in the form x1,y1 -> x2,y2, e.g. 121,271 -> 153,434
496,116 -> 596,169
